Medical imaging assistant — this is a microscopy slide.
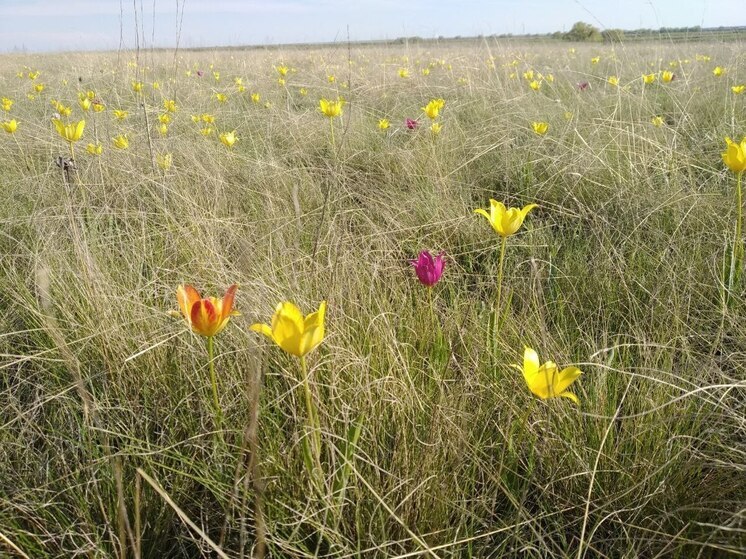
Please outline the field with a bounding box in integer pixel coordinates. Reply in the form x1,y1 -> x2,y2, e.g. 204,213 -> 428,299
1,38 -> 745,557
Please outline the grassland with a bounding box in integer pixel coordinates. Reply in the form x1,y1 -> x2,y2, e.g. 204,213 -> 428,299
0,38 -> 745,557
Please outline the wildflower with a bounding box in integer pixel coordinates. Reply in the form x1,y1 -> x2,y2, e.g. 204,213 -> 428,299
577,82 -> 589,91
523,70 -> 534,81
55,103 -> 72,117
86,142 -> 103,155
515,346 -> 582,404
152,81 -> 160,90
92,101 -> 105,112
651,116 -> 665,127
378,118 -> 390,131
299,87 -> 308,96
28,70 -> 40,80
474,199 -> 537,238
219,130 -> 238,148
251,92 -> 261,104
158,113 -> 171,125
34,83 -> 45,93
430,122 -> 442,134
411,251 -> 445,287
275,65 -> 289,77
201,114 -> 215,124
200,127 -> 214,136
422,99 -> 444,120
278,78 -> 286,87
661,70 -> 675,83
591,56 -> 600,64
643,73 -> 656,84
158,123 -> 168,136
234,77 -> 243,86
250,301 -> 327,358
732,85 -> 745,95
79,98 -> 91,111
156,153 -> 172,170
713,66 -> 725,77
52,119 -> 85,143
113,110 -> 128,121
132,81 -> 143,93
529,80 -> 541,91
723,137 -> 746,173
214,92 -> 228,103
607,76 -> 619,86
421,68 -> 430,76
531,121 -> 549,135
545,74 -> 554,83
327,75 -> 336,83
177,284 -> 239,338
112,134 -> 129,149
163,99 -> 177,112
237,84 -> 246,93
319,98 -> 343,118
213,71 -> 220,81
1,119 -> 18,134
1,98 -> 13,111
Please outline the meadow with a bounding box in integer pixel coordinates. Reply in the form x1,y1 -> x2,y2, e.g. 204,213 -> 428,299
0,38 -> 745,558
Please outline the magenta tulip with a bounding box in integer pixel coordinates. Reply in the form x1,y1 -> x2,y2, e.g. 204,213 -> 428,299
411,251 -> 445,287
406,118 -> 419,130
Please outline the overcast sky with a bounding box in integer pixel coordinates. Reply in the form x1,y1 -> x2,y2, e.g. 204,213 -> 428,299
0,0 -> 740,53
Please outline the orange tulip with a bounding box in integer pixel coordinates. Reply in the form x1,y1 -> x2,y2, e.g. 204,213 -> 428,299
177,284 -> 239,337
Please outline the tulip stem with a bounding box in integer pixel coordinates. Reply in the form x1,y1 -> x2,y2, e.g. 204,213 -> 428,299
494,236 -> 508,340
300,355 -> 323,480
207,336 -> 223,436
733,171 -> 744,292
329,118 -> 335,151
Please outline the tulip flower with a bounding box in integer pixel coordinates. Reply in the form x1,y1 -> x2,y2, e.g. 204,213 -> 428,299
251,92 -> 261,104
251,300 -> 326,478
378,118 -> 390,131
86,142 -> 103,155
529,80 -> 541,91
53,119 -> 85,144
113,110 -> 128,121
163,99 -> 177,112
176,283 -> 239,432
250,301 -> 326,358
132,81 -> 143,92
215,93 -> 228,103
732,85 -> 745,95
607,76 -> 619,86
422,99 -> 443,120
1,119 -> 18,134
319,98 -> 343,119
661,70 -> 675,83
591,56 -> 600,64
177,284 -> 239,338
112,135 -> 129,149
642,73 -> 656,84
523,70 -> 534,80
219,130 -> 238,148
2,97 -> 13,112
723,137 -> 746,302
475,200 -> 538,339
158,114 -> 171,125
398,68 -> 410,79
531,121 -> 549,135
411,251 -> 445,287
92,101 -> 105,113
651,116 -> 665,128
406,118 -> 418,130
275,65 -> 289,76
713,66 -> 725,77
514,347 -> 582,404
724,137 -> 746,174
430,122 -> 442,135
299,87 -> 308,96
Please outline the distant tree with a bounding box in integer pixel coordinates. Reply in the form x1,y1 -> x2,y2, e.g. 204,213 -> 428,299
602,29 -> 625,43
564,21 -> 602,42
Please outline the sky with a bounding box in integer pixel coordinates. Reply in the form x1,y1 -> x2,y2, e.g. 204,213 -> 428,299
0,0 -> 741,53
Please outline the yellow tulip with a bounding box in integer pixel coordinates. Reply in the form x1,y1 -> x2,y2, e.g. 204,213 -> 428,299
156,153 -> 172,170
200,127 -> 214,136
113,110 -> 128,121
531,121 -> 549,135
430,122 -> 442,134
474,200 -> 538,238
251,92 -> 261,104
34,83 -> 45,93
651,116 -> 665,128
53,119 -> 85,143
79,98 -> 91,111
529,80 -> 541,91
2,97 -> 13,111
163,99 -> 177,112
523,70 -> 534,80
607,76 -> 619,86
378,118 -> 390,131
319,98 -> 343,118
250,301 -> 327,358
132,81 -> 143,92
515,347 -> 582,404
732,85 -> 745,95
661,70 -> 674,83
2,119 -> 18,134
158,123 -> 168,136
219,130 -> 238,148
398,68 -> 410,78
112,134 -> 129,149
92,102 -> 105,113
591,56 -> 600,64
152,81 -> 160,90
723,137 -> 746,173
277,78 -> 286,87
327,75 -> 336,83
215,93 -> 228,103
86,142 -> 103,155
275,65 -> 289,76
642,73 -> 656,84
158,113 -> 171,125
299,87 -> 308,96
422,99 -> 443,120
713,66 -> 725,77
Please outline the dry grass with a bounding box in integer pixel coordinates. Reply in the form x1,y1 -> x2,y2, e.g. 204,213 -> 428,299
0,38 -> 744,557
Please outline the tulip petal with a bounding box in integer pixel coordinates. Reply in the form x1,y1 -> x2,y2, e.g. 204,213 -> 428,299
555,366 -> 582,394
250,323 -> 273,339
474,208 -> 491,221
523,347 -> 539,379
221,284 -> 238,321
559,391 -> 580,404
176,284 -> 201,321
191,298 -> 218,337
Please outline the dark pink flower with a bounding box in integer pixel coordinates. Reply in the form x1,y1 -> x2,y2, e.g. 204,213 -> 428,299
406,118 -> 419,130
196,70 -> 204,77
577,81 -> 589,91
410,250 -> 445,287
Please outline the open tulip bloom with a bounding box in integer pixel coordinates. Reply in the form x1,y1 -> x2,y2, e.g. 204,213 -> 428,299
176,284 -> 239,431
515,346 -> 582,404
722,137 -> 746,298
250,301 -> 326,358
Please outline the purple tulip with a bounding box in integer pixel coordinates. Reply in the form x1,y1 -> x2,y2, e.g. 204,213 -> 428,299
577,81 -> 589,91
410,251 -> 445,287
406,118 -> 419,130
196,70 -> 204,77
